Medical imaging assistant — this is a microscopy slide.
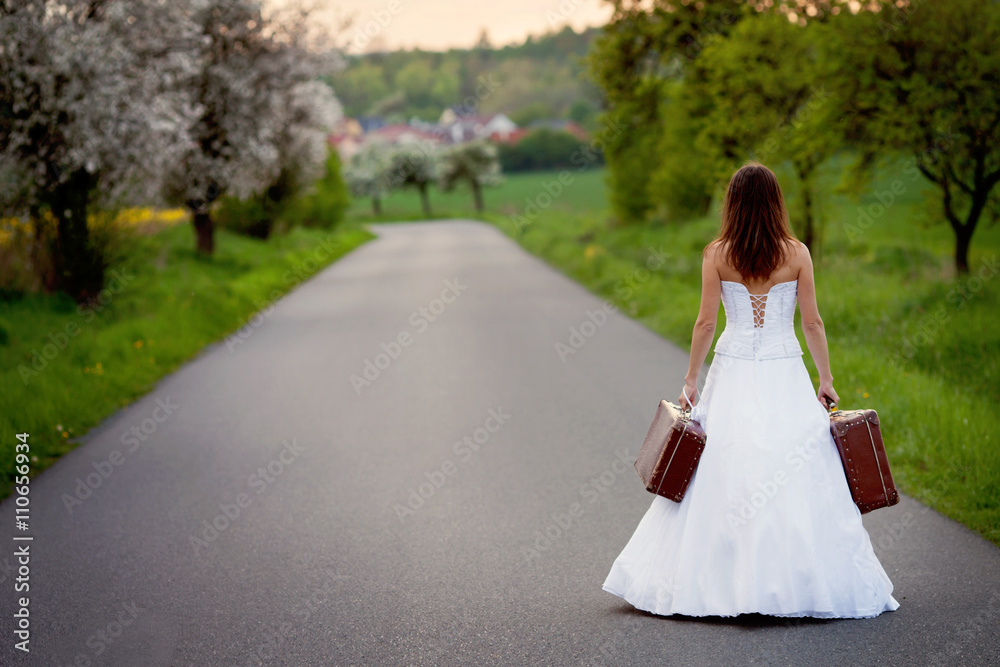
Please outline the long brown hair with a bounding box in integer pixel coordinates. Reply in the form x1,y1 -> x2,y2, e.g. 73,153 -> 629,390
710,162 -> 796,282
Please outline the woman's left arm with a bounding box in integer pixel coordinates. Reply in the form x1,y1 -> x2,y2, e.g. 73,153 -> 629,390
680,248 -> 722,408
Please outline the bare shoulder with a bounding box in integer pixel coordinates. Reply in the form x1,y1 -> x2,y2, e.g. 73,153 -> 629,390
703,239 -> 725,262
788,239 -> 812,275
701,240 -> 725,282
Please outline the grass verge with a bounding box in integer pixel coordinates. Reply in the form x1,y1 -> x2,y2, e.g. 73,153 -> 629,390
0,221 -> 373,497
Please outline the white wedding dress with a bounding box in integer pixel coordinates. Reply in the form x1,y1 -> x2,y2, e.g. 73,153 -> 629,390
603,279 -> 900,618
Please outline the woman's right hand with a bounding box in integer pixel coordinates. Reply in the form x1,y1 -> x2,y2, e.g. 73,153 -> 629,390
817,381 -> 839,410
679,381 -> 698,410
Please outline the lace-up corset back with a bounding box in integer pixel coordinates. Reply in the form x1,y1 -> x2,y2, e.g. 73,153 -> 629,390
714,280 -> 803,360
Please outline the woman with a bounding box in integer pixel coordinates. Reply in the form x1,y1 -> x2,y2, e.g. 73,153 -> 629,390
602,162 -> 899,618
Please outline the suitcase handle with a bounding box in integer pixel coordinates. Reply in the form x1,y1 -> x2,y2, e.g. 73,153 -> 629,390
682,388 -> 694,415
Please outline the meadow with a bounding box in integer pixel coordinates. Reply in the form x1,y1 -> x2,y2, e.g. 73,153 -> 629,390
0,221 -> 373,496
348,164 -> 1000,548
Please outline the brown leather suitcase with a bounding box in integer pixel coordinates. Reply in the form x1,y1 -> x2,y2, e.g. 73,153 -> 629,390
635,400 -> 707,502
828,406 -> 899,513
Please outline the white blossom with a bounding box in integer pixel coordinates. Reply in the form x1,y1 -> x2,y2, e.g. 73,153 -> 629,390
0,0 -> 199,214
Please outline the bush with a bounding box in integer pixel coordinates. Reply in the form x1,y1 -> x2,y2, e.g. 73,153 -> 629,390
285,150 -> 351,229
0,216 -> 52,294
216,150 -> 351,237
509,102 -> 554,127
0,209 -> 133,295
497,128 -> 591,172
215,196 -> 273,239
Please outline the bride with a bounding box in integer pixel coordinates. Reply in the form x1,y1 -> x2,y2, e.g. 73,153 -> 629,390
603,162 -> 899,618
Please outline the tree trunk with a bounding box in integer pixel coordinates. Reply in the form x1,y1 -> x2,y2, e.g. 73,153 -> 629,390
419,184 -> 431,217
472,180 -> 484,212
801,186 -> 815,251
954,223 -> 972,274
30,204 -> 56,292
372,195 -> 382,216
50,168 -> 103,302
952,190 -> 988,274
193,209 -> 215,255
796,164 -> 816,251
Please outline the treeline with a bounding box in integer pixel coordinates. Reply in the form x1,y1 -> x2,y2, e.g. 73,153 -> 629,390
330,26 -> 603,127
0,1 -> 346,302
496,129 -> 601,173
590,0 -> 1000,272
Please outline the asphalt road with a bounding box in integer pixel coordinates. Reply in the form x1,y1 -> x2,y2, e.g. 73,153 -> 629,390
2,220 -> 998,666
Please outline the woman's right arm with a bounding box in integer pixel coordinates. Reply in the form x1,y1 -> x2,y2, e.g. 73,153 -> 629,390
796,242 -> 840,408
680,244 -> 722,409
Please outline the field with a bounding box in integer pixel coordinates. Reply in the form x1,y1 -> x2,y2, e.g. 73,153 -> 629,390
346,167 -> 610,223
0,221 -> 373,496
348,165 -> 1000,547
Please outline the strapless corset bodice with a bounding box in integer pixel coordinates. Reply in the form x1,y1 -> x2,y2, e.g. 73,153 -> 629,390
714,280 -> 803,360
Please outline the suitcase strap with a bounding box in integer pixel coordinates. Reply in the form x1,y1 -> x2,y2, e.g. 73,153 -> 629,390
865,418 -> 890,505
655,422 -> 689,498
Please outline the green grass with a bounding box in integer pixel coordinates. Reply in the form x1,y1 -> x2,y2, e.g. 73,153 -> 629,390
346,167 -> 610,222
351,165 -> 1000,548
0,221 -> 373,496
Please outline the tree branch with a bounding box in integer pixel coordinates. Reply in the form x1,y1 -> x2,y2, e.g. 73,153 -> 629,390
939,175 -> 964,234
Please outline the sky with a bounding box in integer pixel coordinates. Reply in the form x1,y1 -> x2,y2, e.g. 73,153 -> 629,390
269,0 -> 614,53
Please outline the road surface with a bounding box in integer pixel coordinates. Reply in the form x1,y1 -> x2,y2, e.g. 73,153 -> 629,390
2,220 -> 998,666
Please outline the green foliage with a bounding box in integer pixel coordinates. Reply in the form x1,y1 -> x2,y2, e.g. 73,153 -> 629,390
590,0 -> 1000,265
331,61 -> 389,116
497,129 -> 590,172
285,150 -> 351,229
437,140 -> 502,212
586,1 -> 748,225
344,142 -> 394,215
385,143 -> 439,215
509,102 -> 553,127
647,86 -> 715,222
567,100 -> 597,128
216,150 -> 351,236
833,0 -> 1000,272
392,60 -> 435,103
331,26 -> 602,123
601,105 -> 664,224
215,195 -> 273,239
685,12 -> 839,247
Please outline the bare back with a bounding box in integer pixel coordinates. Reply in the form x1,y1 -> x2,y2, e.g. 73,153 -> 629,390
700,238 -> 823,331
709,238 -> 803,293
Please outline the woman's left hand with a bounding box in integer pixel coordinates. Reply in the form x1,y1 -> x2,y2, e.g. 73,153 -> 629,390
678,382 -> 698,410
